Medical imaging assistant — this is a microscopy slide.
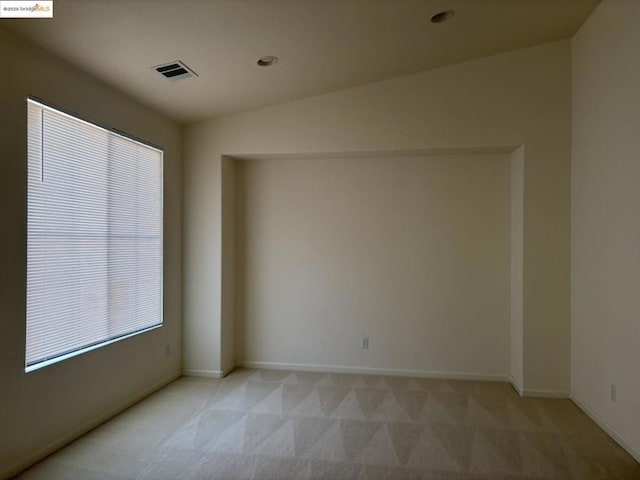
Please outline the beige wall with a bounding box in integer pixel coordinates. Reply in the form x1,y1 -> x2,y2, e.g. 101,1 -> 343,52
0,29 -> 182,477
184,40 -> 571,394
235,153 -> 510,377
571,0 -> 640,461
509,146 -> 524,390
221,156 -> 236,374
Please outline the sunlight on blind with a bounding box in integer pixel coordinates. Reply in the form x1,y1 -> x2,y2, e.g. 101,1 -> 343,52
26,99 -> 163,370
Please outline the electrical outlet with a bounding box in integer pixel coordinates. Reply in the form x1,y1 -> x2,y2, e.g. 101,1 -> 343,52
361,337 -> 369,349
165,344 -> 171,356
610,384 -> 616,402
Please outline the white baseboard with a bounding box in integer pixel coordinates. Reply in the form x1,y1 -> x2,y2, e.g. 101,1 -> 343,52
182,368 -> 230,378
209,361 -> 568,398
2,371 -> 181,480
222,363 -> 236,377
520,388 -> 570,399
571,393 -> 640,464
509,375 -> 524,396
239,360 -> 509,382
508,375 -> 569,398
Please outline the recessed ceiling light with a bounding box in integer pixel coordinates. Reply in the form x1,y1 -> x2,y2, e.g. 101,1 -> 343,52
430,10 -> 455,23
257,56 -> 279,67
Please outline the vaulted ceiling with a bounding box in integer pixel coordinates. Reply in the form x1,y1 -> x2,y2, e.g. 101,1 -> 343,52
1,0 -> 600,123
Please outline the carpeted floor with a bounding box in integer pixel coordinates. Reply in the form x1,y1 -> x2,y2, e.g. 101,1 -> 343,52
15,368 -> 640,479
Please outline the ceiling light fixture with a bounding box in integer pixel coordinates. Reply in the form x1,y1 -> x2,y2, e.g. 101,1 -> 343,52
257,56 -> 279,67
430,10 -> 455,23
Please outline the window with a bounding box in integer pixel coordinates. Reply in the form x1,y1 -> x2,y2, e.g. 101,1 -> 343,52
26,99 -> 163,372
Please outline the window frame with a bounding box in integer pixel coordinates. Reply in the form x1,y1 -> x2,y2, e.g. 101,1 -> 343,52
25,96 -> 165,373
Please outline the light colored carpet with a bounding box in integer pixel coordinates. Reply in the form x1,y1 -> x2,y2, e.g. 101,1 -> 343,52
15,368 -> 640,479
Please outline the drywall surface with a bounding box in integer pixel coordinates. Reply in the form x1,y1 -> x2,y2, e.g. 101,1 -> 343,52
181,121 -> 221,377
571,0 -> 640,459
183,40 -> 571,393
221,156 -> 236,374
510,147 -> 524,390
235,154 -> 510,375
0,29 -> 182,477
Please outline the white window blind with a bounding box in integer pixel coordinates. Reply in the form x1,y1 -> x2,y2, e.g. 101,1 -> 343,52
26,99 -> 163,371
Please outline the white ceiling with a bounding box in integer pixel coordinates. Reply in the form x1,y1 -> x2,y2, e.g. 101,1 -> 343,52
2,0 -> 599,124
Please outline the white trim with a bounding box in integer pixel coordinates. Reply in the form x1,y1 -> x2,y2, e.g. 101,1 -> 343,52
27,97 -> 163,152
2,371 -> 181,480
227,145 -> 519,162
182,368 -> 226,378
221,363 -> 236,377
571,393 -> 640,464
239,361 -> 509,382
509,375 -> 524,396
520,388 -> 569,399
25,324 -> 163,373
508,374 -> 569,398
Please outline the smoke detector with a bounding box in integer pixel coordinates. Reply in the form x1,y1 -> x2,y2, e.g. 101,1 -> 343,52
257,56 -> 279,67
152,61 -> 198,81
430,10 -> 455,23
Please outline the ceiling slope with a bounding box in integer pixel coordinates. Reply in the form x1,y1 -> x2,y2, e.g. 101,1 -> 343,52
1,0 -> 599,123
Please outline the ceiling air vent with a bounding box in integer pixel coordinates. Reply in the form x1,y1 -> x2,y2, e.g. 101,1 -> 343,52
152,60 -> 198,81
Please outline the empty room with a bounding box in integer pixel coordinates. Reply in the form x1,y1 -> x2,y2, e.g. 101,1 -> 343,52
1,0 -> 639,478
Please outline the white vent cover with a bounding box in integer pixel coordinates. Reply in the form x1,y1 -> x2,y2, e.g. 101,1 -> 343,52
152,60 -> 198,81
